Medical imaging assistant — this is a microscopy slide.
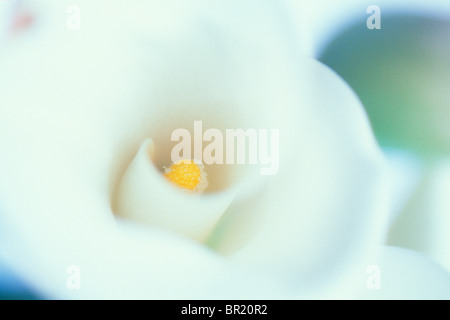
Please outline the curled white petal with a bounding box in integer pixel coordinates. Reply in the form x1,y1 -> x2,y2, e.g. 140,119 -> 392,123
115,138 -> 237,242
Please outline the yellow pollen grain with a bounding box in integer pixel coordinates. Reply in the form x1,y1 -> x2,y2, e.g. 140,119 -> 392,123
164,159 -> 202,191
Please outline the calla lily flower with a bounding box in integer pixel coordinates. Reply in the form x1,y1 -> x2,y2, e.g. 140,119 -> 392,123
0,0 -> 447,299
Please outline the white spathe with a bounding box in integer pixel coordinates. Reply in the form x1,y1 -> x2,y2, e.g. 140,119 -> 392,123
2,0 -> 441,299
115,138 -> 238,242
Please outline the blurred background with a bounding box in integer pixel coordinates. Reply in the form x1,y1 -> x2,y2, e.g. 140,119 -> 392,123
1,0 -> 449,299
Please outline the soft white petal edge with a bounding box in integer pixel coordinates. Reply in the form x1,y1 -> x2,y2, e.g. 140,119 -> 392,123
348,246 -> 450,300
388,158 -> 450,272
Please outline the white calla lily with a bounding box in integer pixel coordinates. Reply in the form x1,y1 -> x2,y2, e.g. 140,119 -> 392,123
0,0 -> 395,299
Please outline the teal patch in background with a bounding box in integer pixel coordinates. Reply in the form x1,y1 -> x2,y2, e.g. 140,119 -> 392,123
0,263 -> 41,300
319,15 -> 450,159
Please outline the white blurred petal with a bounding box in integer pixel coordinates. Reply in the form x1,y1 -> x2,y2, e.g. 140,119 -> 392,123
382,149 -> 424,225
388,159 -> 450,272
212,57 -> 390,292
0,1 -> 14,42
352,246 -> 450,300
